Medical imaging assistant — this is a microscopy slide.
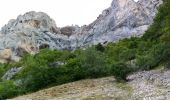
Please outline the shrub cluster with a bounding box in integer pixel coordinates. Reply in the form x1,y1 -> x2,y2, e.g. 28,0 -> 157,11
0,0 -> 170,99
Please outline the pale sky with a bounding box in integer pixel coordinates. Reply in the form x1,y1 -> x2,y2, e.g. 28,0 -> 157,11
0,0 -> 138,28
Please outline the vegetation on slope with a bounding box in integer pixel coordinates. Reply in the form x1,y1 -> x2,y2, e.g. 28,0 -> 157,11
0,0 -> 170,99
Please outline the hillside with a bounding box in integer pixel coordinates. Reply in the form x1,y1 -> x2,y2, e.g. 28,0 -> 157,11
10,69 -> 170,100
0,0 -> 170,99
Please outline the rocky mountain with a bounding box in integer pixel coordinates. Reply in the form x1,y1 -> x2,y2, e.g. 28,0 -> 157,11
0,0 -> 163,63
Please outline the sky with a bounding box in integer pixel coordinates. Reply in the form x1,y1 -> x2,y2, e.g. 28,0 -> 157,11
0,0 -> 138,28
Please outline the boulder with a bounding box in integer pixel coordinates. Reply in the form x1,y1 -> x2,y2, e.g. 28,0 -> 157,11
0,49 -> 12,63
2,67 -> 22,80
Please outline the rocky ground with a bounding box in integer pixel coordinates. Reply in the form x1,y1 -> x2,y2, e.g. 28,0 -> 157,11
9,69 -> 170,100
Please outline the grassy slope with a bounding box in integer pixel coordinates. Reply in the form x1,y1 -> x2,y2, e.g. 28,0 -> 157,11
10,69 -> 170,100
1,0 -> 170,99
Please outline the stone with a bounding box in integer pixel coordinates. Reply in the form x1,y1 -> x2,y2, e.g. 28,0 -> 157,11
0,48 -> 12,59
49,61 -> 66,67
2,67 -> 22,80
0,0 -> 163,62
60,26 -> 78,37
0,48 -> 12,63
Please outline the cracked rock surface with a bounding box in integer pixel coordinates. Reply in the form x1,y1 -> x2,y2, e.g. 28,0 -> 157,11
0,0 -> 163,62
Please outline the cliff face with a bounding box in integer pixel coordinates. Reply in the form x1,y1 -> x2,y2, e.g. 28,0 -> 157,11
78,0 -> 163,45
0,0 -> 163,62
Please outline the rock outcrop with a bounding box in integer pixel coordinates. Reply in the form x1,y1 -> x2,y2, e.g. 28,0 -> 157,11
0,49 -> 13,63
0,0 -> 163,62
2,67 -> 22,80
0,12 -> 70,62
79,0 -> 163,45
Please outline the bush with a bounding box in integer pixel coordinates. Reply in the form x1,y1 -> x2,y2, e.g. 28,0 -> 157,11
77,47 -> 111,78
136,55 -> 157,70
165,62 -> 170,69
1,1 -> 170,99
142,0 -> 170,41
119,49 -> 136,61
16,49 -> 75,91
0,66 -> 5,80
95,43 -> 105,52
63,58 -> 85,81
111,62 -> 132,81
0,81 -> 19,99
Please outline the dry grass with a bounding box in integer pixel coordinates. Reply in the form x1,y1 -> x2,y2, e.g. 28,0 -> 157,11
9,77 -> 132,100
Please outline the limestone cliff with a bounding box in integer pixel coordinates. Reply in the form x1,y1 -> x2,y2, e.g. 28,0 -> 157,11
0,0 -> 163,62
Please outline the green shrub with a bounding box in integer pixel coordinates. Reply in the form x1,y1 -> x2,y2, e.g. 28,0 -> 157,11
136,55 -> 157,70
1,1 -> 170,98
136,42 -> 170,70
0,81 -> 19,99
77,47 -> 111,78
95,43 -> 105,52
119,49 -> 136,61
0,66 -> 5,79
111,62 -> 132,81
142,0 -> 170,41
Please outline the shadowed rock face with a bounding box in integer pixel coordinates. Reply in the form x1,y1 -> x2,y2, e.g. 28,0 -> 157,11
0,0 -> 163,62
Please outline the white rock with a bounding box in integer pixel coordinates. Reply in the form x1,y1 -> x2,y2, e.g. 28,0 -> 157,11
0,0 -> 163,62
2,67 -> 22,80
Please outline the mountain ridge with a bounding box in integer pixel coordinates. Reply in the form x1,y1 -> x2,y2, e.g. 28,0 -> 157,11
0,0 -> 163,63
